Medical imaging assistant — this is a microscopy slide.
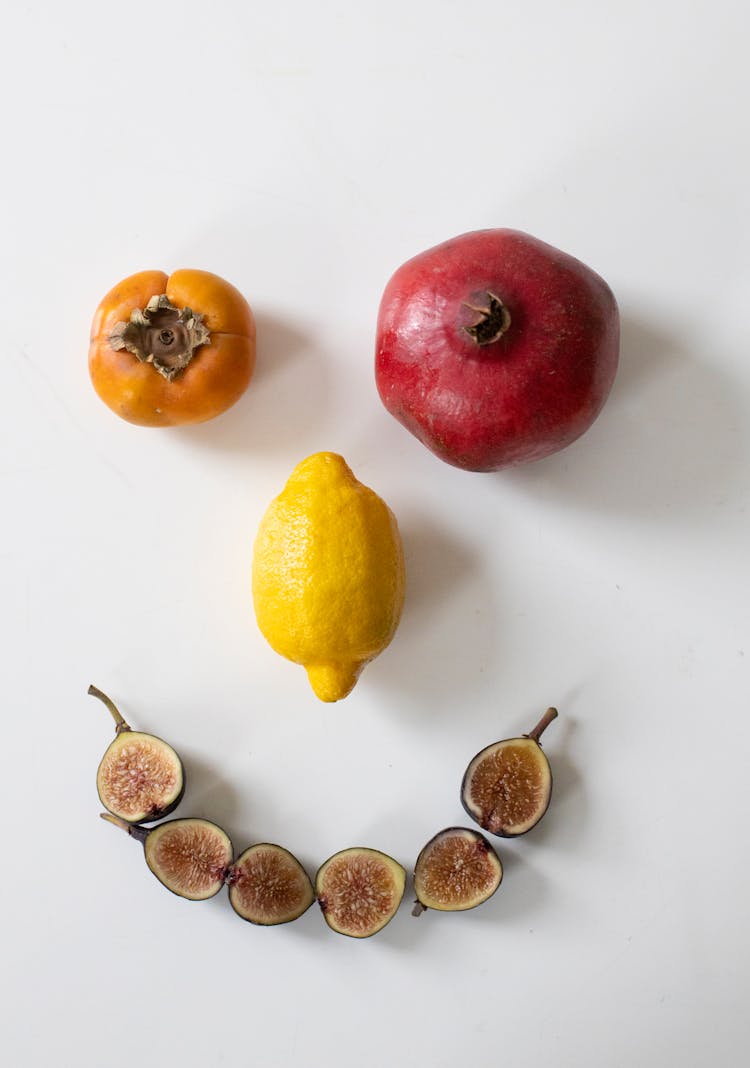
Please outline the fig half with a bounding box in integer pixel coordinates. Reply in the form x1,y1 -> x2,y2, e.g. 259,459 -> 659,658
316,847 -> 405,938
102,814 -> 233,900
461,707 -> 558,837
90,685 -> 184,824
412,827 -> 502,915
229,844 -> 314,925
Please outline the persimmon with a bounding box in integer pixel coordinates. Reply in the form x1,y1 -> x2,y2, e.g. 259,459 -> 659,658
89,269 -> 256,426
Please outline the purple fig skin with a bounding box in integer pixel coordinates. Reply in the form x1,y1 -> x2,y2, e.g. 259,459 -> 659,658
90,685 -> 185,824
315,847 -> 406,938
412,827 -> 503,915
460,709 -> 558,837
228,843 -> 315,926
101,814 -> 233,901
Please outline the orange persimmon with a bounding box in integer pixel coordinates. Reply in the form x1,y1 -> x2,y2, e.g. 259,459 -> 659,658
89,269 -> 256,426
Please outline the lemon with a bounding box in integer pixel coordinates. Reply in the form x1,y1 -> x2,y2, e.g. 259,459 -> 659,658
252,453 -> 405,702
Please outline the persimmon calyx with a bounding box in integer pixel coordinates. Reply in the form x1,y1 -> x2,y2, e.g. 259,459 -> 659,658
109,294 -> 211,381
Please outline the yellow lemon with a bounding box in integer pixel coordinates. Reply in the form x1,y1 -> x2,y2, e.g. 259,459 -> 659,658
252,452 -> 405,702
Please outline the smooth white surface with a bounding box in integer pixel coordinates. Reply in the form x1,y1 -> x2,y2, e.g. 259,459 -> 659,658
2,2 -> 748,1065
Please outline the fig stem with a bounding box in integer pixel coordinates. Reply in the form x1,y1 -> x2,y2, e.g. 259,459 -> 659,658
527,707 -> 559,743
88,684 -> 131,733
100,812 -> 149,843
412,901 -> 427,917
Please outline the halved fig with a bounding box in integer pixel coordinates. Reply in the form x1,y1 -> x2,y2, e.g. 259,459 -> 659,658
316,847 -> 405,938
461,707 -> 558,837
228,844 -> 314,925
412,827 -> 502,915
90,685 -> 184,824
102,814 -> 233,900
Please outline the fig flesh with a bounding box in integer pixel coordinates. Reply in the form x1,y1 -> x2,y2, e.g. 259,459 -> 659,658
102,814 -> 233,900
90,685 -> 184,824
461,707 -> 558,837
145,818 -> 233,899
228,844 -> 314,925
316,847 -> 405,938
412,827 -> 502,914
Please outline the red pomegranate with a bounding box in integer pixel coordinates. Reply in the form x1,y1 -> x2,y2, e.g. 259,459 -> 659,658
375,229 -> 620,472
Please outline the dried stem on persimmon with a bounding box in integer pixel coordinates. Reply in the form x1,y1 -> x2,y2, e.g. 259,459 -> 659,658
108,295 -> 210,380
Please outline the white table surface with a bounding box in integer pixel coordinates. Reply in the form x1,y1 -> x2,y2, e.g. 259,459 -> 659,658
2,2 -> 748,1065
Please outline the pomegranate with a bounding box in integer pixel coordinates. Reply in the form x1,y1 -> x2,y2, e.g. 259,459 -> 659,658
375,229 -> 619,471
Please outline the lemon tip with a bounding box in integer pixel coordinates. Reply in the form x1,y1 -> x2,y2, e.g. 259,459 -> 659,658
306,661 -> 364,702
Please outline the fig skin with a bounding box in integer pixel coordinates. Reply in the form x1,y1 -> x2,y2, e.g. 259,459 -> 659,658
102,814 -> 233,901
103,815 -> 315,923
412,827 -> 503,915
144,818 -> 233,900
228,844 -> 315,926
316,847 -> 406,939
90,685 -> 185,824
461,708 -> 558,838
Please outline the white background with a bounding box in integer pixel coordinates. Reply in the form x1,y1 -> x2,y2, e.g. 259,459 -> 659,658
1,2 -> 748,1065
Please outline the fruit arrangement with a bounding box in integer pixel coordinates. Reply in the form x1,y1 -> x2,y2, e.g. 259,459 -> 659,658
95,687 -> 559,935
90,229 -> 616,936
